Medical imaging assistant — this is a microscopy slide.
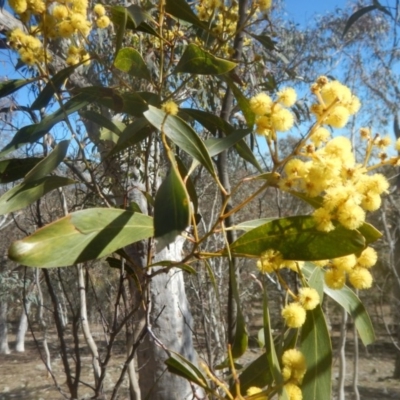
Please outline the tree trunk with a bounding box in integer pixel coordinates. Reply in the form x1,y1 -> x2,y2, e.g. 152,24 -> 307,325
15,299 -> 31,352
0,300 -> 10,354
137,239 -> 200,400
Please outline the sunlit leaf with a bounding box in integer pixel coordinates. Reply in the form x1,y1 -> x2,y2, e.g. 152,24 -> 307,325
110,5 -> 127,57
300,306 -> 332,400
8,208 -> 153,267
165,351 -> 209,390
324,285 -> 375,346
0,176 -> 74,215
154,165 -> 190,250
24,140 -> 69,182
229,216 -> 366,260
302,263 -> 376,346
144,106 -> 216,178
114,47 -> 152,81
307,265 -> 325,302
0,158 -> 42,183
175,44 -> 237,75
226,218 -> 274,232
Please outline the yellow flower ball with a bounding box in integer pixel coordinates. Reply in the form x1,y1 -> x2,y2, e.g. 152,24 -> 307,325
58,21 -> 75,38
257,0 -> 272,12
310,127 -> 330,147
298,287 -> 320,310
325,105 -> 350,128
284,382 -> 303,400
357,247 -> 377,269
277,87 -> 297,107
271,108 -> 294,132
321,80 -> 352,105
161,100 -> 179,116
257,249 -> 283,273
332,254 -> 357,272
325,268 -> 346,289
337,200 -> 365,230
250,93 -> 272,116
94,3 -> 106,16
361,192 -> 381,211
349,267 -> 373,289
346,96 -> 361,115
255,115 -> 271,136
282,303 -> 306,328
313,207 -> 334,232
96,15 -> 110,29
9,0 -> 28,14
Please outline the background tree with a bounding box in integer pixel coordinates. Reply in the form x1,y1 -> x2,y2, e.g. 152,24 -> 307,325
0,1 -> 399,399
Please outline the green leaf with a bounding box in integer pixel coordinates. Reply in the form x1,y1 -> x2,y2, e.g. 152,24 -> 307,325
114,47 -> 152,81
324,284 -> 375,345
232,353 -> 273,396
229,216 -> 366,260
110,5 -> 127,58
144,106 -> 217,179
357,222 -> 382,245
8,208 -> 153,267
0,78 -> 37,99
227,218 -> 274,232
250,34 -> 276,51
205,129 -> 250,157
302,263 -> 376,346
77,87 -> 124,113
0,158 -> 42,183
180,108 -> 234,135
0,176 -> 74,215
31,65 -> 80,110
121,92 -> 151,116
154,165 -> 191,250
165,351 -> 209,390
300,306 -> 332,400
180,108 -> 261,171
175,44 -> 237,75
24,140 -> 69,182
225,76 -> 255,127
108,117 -> 151,156
0,92 -> 92,157
342,5 -> 377,37
262,284 -> 286,397
80,110 -> 123,136
307,264 -> 325,302
165,0 -> 207,30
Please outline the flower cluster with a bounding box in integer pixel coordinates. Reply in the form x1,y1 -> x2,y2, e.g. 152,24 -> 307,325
276,77 -> 396,233
8,1 -> 110,66
250,88 -> 296,138
282,348 -> 307,400
281,287 -> 320,328
257,248 -> 303,273
319,246 -> 377,290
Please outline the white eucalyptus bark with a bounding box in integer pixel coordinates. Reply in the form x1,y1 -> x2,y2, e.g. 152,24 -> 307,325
0,301 -> 10,354
77,264 -> 102,388
15,300 -> 31,352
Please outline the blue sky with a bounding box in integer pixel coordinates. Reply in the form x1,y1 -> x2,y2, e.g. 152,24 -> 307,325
284,0 -> 349,25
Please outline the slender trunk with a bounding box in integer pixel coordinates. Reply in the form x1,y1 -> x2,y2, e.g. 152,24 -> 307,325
15,300 -> 31,352
0,301 -> 10,354
77,265 -> 102,392
337,308 -> 347,400
352,313 -> 360,400
36,269 -> 52,375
